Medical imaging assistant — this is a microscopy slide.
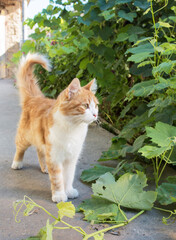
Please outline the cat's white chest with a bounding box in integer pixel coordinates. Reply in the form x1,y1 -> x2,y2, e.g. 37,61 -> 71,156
48,121 -> 88,163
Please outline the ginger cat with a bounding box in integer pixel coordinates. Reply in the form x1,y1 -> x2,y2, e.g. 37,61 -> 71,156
11,53 -> 98,202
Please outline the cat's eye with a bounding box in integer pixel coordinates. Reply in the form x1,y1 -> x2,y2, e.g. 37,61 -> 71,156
83,103 -> 89,109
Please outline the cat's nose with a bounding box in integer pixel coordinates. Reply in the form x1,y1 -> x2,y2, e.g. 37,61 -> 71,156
93,114 -> 97,117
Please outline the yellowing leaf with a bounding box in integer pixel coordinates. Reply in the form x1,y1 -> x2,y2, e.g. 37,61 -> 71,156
57,202 -> 75,219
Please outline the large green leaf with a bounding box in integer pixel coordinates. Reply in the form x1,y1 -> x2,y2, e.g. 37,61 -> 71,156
78,197 -> 126,223
127,80 -> 157,98
139,145 -> 168,159
145,122 -> 176,148
127,52 -> 154,63
126,42 -> 154,54
157,183 -> 176,205
80,164 -> 114,183
92,172 -> 157,210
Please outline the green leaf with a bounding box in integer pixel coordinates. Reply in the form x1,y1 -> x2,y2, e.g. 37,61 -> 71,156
167,176 -> 176,184
116,0 -> 132,3
104,48 -> 115,62
132,135 -> 146,153
79,57 -> 89,70
157,183 -> 176,205
118,10 -> 137,22
139,145 -> 168,159
134,0 -> 150,10
87,62 -> 104,78
23,203 -> 35,217
62,46 -> 77,54
21,40 -> 35,54
37,226 -> 48,240
99,10 -> 115,20
145,122 -> 176,148
153,61 -> 176,76
12,51 -> 22,64
169,16 -> 176,23
98,26 -> 113,40
92,172 -> 157,210
138,60 -> 155,68
158,21 -> 172,28
127,80 -> 157,98
98,0 -> 115,11
116,33 -> 129,42
78,197 -> 127,223
127,52 -> 154,63
57,202 -> 75,219
30,29 -> 46,40
80,164 -> 114,183
129,34 -> 138,43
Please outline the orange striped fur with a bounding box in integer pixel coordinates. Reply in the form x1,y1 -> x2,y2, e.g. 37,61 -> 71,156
12,53 -> 98,202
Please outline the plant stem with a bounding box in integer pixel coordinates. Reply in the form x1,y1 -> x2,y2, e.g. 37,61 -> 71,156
150,0 -> 158,66
84,210 -> 144,239
157,147 -> 173,186
60,220 -> 86,235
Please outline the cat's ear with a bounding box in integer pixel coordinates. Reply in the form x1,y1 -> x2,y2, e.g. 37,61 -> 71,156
84,78 -> 97,94
67,78 -> 81,99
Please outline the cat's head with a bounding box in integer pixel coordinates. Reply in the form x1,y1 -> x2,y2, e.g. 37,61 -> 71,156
57,78 -> 99,124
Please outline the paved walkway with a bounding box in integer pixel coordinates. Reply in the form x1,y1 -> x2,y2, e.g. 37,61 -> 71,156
0,79 -> 175,240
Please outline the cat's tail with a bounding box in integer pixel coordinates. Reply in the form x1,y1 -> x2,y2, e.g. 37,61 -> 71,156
16,52 -> 51,105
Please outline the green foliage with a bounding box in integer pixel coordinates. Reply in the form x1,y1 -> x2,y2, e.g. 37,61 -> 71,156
80,164 -> 114,183
139,122 -> 176,159
157,183 -> 176,205
57,201 -> 75,219
78,172 -> 156,223
92,172 -> 156,210
14,196 -> 144,240
138,122 -> 176,200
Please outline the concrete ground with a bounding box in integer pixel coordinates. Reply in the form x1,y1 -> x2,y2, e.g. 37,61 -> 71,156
0,79 -> 176,240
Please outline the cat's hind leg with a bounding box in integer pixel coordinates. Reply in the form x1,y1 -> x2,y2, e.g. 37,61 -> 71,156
37,149 -> 48,173
11,142 -> 29,170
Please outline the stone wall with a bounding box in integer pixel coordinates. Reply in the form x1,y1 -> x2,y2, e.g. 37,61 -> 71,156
0,0 -> 22,78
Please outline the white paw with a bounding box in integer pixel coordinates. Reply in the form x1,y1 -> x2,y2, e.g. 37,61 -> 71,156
41,167 -> 48,174
11,161 -> 23,170
66,188 -> 79,199
52,191 -> 68,203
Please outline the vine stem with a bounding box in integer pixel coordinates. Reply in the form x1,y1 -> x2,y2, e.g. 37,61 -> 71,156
60,219 -> 86,236
157,147 -> 174,186
84,210 -> 145,239
150,0 -> 158,66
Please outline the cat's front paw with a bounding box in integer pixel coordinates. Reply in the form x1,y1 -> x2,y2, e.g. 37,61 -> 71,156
66,188 -> 79,199
11,161 -> 23,170
52,191 -> 68,203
